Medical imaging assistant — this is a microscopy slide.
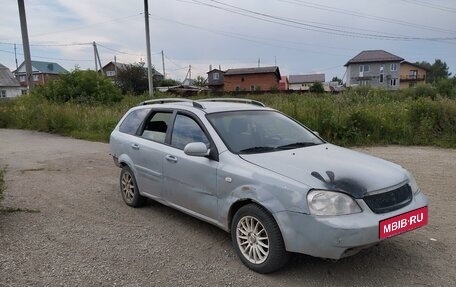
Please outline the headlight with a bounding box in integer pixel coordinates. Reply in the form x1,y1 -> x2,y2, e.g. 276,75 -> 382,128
307,190 -> 362,216
406,170 -> 421,195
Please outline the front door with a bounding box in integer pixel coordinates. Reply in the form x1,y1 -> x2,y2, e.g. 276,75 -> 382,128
163,113 -> 218,221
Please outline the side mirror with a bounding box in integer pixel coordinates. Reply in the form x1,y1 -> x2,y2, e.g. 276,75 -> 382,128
184,142 -> 210,157
313,131 -> 320,137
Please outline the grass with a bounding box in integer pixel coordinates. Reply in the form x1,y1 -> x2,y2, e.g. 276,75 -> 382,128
0,89 -> 456,147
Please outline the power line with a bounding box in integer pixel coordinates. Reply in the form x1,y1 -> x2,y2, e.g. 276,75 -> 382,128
400,0 -> 456,13
278,0 -> 456,34
151,14 -> 351,56
0,48 -> 92,62
190,0 -> 456,41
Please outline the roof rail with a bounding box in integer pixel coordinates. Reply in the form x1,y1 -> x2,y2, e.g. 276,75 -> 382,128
139,98 -> 204,109
198,98 -> 266,107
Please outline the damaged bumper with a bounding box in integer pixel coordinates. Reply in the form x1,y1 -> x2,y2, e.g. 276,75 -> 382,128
274,192 -> 428,259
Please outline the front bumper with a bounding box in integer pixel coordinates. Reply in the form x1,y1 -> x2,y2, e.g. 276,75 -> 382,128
274,192 -> 428,259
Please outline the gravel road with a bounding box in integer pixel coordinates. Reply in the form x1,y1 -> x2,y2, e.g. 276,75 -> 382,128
0,129 -> 455,286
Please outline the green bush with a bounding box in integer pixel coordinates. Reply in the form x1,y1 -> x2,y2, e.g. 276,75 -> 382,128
436,78 -> 456,99
33,70 -> 122,104
402,84 -> 438,100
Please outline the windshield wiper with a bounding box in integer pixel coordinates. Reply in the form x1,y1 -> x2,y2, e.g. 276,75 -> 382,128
276,142 -> 319,150
238,146 -> 276,154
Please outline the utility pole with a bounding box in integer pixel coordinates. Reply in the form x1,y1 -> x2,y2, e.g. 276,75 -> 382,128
92,42 -> 104,75
144,0 -> 154,97
18,0 -> 33,91
161,50 -> 165,79
258,58 -> 260,68
93,41 -> 98,72
114,55 -> 118,82
14,44 -> 18,72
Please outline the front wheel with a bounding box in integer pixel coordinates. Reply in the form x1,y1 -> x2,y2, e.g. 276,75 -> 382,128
120,166 -> 146,207
231,204 -> 290,273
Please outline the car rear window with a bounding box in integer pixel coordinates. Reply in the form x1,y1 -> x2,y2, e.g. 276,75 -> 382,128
119,108 -> 151,135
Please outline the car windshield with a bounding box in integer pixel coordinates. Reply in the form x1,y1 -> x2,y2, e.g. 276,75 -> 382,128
206,110 -> 324,154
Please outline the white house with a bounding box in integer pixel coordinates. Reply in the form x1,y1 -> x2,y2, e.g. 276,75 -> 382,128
288,74 -> 325,91
0,63 -> 22,98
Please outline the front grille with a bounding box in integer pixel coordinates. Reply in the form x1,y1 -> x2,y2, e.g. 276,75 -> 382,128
363,184 -> 413,214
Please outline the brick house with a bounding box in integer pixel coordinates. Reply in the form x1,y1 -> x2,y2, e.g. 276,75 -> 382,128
345,50 -> 404,90
279,76 -> 289,91
15,60 -> 68,87
223,66 -> 281,92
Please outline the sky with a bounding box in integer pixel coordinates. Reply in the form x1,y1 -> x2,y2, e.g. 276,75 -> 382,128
1,0 -> 455,82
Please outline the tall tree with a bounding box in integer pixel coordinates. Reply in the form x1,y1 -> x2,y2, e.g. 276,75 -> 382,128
117,63 -> 148,95
415,59 -> 451,84
193,75 -> 208,87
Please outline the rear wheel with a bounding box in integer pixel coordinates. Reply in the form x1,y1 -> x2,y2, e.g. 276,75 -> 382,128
231,204 -> 290,273
120,166 -> 146,207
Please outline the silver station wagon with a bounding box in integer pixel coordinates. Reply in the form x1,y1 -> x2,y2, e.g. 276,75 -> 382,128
110,98 -> 428,273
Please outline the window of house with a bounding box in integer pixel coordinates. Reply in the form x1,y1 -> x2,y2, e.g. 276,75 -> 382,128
250,85 -> 255,91
390,78 -> 397,86
241,77 -> 245,82
359,64 -> 370,72
380,65 -> 384,72
33,74 -> 39,81
1,90 -> 6,98
171,114 -> 209,150
391,63 -> 397,71
19,75 -> 25,82
379,74 -> 384,83
106,71 -> 116,77
360,80 -> 370,86
235,86 -> 240,91
213,72 -> 219,80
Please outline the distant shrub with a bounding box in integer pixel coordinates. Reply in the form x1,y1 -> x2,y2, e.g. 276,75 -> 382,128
33,70 -> 122,104
435,78 -> 456,99
402,84 -> 437,100
309,82 -> 324,93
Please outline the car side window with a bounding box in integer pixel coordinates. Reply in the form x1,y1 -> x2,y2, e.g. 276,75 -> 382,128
119,108 -> 151,135
171,114 -> 210,150
141,112 -> 173,143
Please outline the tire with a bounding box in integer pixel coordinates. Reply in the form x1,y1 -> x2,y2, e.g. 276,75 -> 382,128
119,166 -> 146,207
231,204 -> 290,273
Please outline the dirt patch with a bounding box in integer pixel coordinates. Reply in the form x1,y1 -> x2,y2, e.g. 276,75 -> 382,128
1,129 -> 455,286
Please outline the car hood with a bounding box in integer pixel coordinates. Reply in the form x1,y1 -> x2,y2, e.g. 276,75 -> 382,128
239,144 -> 407,198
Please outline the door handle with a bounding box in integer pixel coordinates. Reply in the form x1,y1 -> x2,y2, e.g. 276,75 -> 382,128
165,155 -> 178,163
131,143 -> 140,150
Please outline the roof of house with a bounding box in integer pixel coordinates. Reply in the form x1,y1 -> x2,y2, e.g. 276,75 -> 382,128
101,61 -> 128,71
289,74 -> 325,84
345,50 -> 404,66
0,64 -> 20,87
100,61 -> 164,77
32,61 -> 67,74
207,69 -> 225,74
224,66 -> 281,78
400,60 -> 428,71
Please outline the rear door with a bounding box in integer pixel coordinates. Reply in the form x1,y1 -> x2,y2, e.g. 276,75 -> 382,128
132,111 -> 173,199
